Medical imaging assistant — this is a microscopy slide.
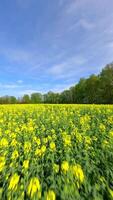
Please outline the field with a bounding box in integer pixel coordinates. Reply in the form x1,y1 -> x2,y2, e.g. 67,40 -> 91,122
0,104 -> 113,200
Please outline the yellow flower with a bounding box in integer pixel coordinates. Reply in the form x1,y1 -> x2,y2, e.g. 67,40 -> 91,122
53,164 -> 59,173
0,138 -> 8,147
50,142 -> 56,151
71,164 -> 84,186
11,150 -> 19,159
99,124 -> 106,132
85,136 -> 91,145
23,160 -> 29,169
46,190 -> 56,200
102,140 -> 109,148
35,137 -> 41,146
27,177 -> 41,198
8,173 -> 20,191
80,115 -> 90,125
24,142 -> 31,153
35,148 -> 42,156
61,161 -> 69,173
0,157 -> 5,172
41,145 -> 46,154
28,126 -> 34,132
10,139 -> 17,146
109,130 -> 113,137
63,135 -> 71,147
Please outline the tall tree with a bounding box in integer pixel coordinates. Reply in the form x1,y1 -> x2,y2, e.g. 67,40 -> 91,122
31,93 -> 42,103
22,94 -> 31,104
99,63 -> 113,103
84,75 -> 100,103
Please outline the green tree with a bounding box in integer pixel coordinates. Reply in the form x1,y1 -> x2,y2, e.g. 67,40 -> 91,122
9,96 -> 17,104
31,93 -> 42,103
74,78 -> 86,103
99,63 -> 113,103
84,75 -> 100,103
43,92 -> 60,104
22,94 -> 30,104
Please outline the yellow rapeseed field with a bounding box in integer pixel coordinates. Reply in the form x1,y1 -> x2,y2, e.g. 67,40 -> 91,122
0,104 -> 113,200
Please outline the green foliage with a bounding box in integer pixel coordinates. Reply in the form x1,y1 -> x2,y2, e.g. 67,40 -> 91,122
22,94 -> 31,104
31,93 -> 42,103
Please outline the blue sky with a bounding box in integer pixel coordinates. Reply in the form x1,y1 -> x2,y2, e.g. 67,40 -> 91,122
0,0 -> 113,96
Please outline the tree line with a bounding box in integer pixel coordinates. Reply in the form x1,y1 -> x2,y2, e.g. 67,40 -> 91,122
0,62 -> 113,104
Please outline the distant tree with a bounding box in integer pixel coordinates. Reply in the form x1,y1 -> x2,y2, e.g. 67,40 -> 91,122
60,90 -> 72,103
22,94 -> 30,104
84,75 -> 100,103
69,86 -> 76,103
43,92 -> 60,104
31,93 -> 42,103
74,78 -> 86,103
9,96 -> 17,104
99,63 -> 113,104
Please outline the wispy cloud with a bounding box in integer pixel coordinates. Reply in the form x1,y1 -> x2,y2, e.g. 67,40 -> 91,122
48,55 -> 87,78
17,80 -> 23,84
0,48 -> 38,65
77,19 -> 95,30
0,81 -> 31,90
0,83 -> 24,89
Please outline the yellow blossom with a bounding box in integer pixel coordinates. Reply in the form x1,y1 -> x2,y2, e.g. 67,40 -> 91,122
46,190 -> 56,200
35,148 -> 42,156
0,138 -> 8,147
27,177 -> 41,198
0,157 -> 5,172
35,137 -> 41,146
109,130 -> 113,137
23,160 -> 29,169
50,142 -> 56,151
8,173 -> 20,191
24,141 -> 31,153
61,161 -> 69,173
10,139 -> 17,146
71,164 -> 84,187
99,124 -> 106,132
11,150 -> 19,159
63,135 -> 71,147
41,145 -> 46,154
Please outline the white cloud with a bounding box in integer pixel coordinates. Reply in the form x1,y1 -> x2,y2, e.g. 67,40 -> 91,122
17,80 -> 23,84
0,83 -> 24,89
68,19 -> 95,32
77,19 -> 95,30
107,42 -> 113,48
48,55 -> 87,78
0,81 -> 31,90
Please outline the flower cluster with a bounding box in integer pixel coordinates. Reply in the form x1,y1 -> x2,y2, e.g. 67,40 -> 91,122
0,104 -> 113,199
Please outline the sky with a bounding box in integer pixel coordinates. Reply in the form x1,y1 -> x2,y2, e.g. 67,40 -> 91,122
0,0 -> 113,96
